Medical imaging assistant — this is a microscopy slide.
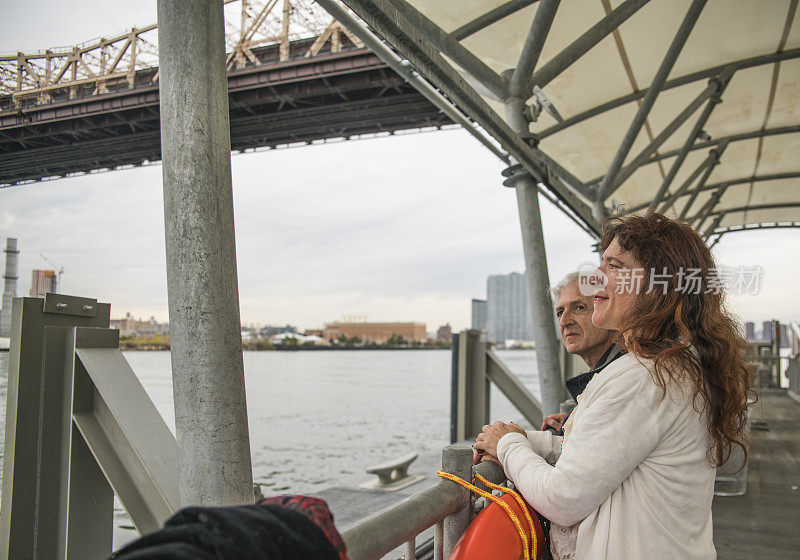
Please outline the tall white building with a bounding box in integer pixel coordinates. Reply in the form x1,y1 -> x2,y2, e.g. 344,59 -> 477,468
486,272 -> 533,343
1,238 -> 19,338
471,298 -> 487,331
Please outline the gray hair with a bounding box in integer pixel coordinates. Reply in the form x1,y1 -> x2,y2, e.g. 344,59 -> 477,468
551,271 -> 580,300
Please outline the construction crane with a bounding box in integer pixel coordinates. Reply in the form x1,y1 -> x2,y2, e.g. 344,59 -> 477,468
39,254 -> 64,293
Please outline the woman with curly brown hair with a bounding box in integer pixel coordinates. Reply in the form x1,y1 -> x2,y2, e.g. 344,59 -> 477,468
474,213 -> 752,560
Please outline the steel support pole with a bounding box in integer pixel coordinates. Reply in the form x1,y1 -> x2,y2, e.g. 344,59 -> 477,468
505,0 -> 565,416
506,99 -> 564,416
157,0 -> 253,506
597,0 -> 706,202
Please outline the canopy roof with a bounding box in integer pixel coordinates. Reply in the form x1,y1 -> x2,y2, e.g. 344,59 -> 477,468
339,0 -> 799,244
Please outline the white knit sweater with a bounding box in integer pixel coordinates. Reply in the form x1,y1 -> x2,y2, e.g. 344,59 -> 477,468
497,353 -> 716,560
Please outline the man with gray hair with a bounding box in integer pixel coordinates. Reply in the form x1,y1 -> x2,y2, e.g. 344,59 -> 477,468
540,271 -> 621,432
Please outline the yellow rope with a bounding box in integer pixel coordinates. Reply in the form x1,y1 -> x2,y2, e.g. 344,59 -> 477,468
473,472 -> 538,555
436,470 -> 536,560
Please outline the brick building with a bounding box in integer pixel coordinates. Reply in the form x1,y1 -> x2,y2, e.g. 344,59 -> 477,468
436,323 -> 452,343
110,312 -> 169,337
323,321 -> 427,344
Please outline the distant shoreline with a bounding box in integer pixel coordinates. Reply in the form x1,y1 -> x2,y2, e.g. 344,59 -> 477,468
119,341 -> 452,351
264,344 -> 451,351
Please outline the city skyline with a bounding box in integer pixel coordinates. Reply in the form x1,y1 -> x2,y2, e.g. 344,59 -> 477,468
1,0 -> 799,332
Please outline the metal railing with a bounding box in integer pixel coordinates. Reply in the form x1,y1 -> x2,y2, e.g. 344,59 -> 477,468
342,451 -> 505,560
787,322 -> 800,397
787,357 -> 800,398
450,330 -> 544,443
747,341 -> 787,389
1,294 -> 179,559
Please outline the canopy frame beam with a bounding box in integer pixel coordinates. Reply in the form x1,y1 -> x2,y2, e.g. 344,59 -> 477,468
675,140 -> 729,218
710,221 -> 800,237
625,171 -> 800,214
336,0 -> 799,238
693,202 -> 800,225
647,66 -> 734,213
338,0 -> 601,234
702,213 -> 726,240
599,76 -> 724,195
385,0 -> 509,100
657,151 -> 716,214
708,221 -> 800,247
691,183 -> 731,229
643,125 -> 800,166
707,233 -> 723,249
596,0 -> 707,207
511,0 -> 560,97
451,0 -> 540,41
530,0 -> 652,90
539,48 -> 800,140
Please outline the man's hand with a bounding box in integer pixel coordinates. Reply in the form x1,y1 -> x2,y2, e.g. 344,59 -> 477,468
540,413 -> 568,432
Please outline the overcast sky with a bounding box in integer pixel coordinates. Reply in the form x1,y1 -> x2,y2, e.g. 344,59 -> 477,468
1,0 -> 798,332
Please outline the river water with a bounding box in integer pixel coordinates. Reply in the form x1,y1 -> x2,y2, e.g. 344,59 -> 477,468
0,349 -> 539,495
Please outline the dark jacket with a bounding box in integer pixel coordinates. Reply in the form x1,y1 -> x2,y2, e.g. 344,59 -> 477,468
110,495 -> 347,560
556,344 -> 624,436
565,343 -> 624,402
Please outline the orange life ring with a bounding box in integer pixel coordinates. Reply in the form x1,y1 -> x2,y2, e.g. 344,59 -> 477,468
449,492 -> 547,560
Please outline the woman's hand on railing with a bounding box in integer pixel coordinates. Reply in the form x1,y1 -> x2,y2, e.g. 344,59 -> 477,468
474,421 -> 525,457
473,448 -> 502,467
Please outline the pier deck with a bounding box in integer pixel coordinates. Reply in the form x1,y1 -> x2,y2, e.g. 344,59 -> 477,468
713,390 -> 800,559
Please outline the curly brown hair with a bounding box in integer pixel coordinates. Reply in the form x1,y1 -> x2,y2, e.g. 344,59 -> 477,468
600,213 -> 753,468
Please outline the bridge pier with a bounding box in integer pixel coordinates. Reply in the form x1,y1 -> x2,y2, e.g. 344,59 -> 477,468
157,0 -> 253,506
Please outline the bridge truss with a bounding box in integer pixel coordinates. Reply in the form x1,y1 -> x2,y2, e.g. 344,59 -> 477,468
0,1 -> 362,107
0,1 -> 451,187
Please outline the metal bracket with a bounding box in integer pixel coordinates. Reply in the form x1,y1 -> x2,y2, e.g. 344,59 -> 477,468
502,162 -> 543,187
43,293 -> 98,318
